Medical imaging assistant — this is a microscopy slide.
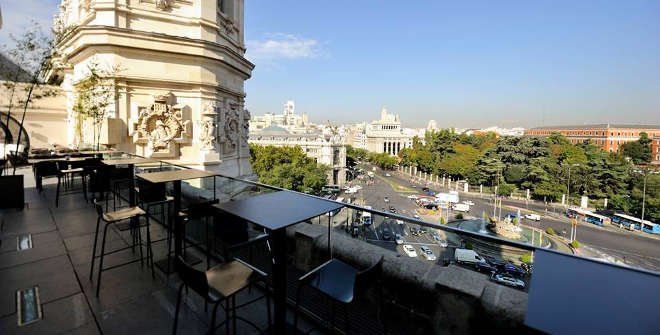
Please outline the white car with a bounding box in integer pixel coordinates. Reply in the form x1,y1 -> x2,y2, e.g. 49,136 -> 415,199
407,194 -> 419,200
420,246 -> 437,261
385,173 -> 391,177
463,200 -> 475,206
525,213 -> 541,221
402,244 -> 418,257
413,214 -> 420,219
396,219 -> 404,225
384,197 -> 390,203
438,239 -> 448,248
395,234 -> 404,245
491,273 -> 526,289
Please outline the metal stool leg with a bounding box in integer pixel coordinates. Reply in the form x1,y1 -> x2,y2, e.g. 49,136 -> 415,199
89,216 -> 102,280
96,222 -> 112,297
56,175 -> 61,207
172,283 -> 185,335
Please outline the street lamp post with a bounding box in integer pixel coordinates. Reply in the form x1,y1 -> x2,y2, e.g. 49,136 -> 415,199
565,163 -> 580,207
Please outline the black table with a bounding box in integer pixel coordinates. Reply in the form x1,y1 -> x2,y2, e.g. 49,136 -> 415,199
213,190 -> 345,334
136,169 -> 217,273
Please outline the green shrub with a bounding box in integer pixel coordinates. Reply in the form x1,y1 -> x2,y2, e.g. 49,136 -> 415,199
570,240 -> 580,249
520,253 -> 533,264
455,213 -> 464,220
546,227 -> 556,235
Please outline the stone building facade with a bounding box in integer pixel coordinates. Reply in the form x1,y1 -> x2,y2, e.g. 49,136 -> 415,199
249,125 -> 347,186
364,107 -> 413,156
47,0 -> 254,177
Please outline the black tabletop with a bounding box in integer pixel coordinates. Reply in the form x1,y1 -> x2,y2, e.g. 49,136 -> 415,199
213,191 -> 345,231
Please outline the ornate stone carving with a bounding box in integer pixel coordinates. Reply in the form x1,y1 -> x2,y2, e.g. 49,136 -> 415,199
155,0 -> 174,10
132,93 -> 191,157
198,101 -> 218,151
241,108 -> 250,147
218,103 -> 240,155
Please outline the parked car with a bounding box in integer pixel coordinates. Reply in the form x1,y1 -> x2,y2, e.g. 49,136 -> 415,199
524,213 -> 541,221
396,219 -> 404,225
418,227 -> 428,234
395,234 -> 404,245
491,273 -> 526,289
420,246 -> 437,261
475,262 -> 498,274
389,206 -> 397,213
384,196 -> 390,203
402,244 -> 418,257
385,173 -> 391,177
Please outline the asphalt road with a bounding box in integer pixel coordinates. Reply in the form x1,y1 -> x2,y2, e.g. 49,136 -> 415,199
383,167 -> 660,271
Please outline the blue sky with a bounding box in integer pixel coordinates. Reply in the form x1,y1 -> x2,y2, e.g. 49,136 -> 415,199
2,1 -> 659,128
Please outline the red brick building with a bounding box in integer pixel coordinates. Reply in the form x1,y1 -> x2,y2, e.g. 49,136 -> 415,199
524,124 -> 660,163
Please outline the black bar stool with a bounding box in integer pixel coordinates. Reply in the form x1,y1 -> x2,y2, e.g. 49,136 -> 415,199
89,199 -> 154,297
172,256 -> 271,335
294,256 -> 385,334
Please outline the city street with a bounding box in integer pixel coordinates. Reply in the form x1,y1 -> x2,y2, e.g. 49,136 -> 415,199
340,164 -> 660,272
389,167 -> 660,271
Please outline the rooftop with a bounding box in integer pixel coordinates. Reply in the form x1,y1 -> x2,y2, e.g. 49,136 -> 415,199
529,124 -> 660,130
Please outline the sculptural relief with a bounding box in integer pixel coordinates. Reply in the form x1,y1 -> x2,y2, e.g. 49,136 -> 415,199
132,93 -> 191,158
155,0 -> 173,10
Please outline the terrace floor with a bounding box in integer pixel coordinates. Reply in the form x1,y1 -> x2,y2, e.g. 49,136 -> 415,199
0,174 -> 321,334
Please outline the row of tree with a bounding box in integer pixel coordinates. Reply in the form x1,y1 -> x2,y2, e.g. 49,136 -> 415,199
249,144 -> 329,194
392,130 -> 657,221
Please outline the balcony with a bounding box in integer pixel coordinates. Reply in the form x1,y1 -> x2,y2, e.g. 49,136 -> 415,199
0,151 -> 658,334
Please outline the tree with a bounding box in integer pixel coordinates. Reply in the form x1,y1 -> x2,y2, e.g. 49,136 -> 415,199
249,144 -> 329,194
345,145 -> 368,168
621,132 -> 652,164
367,152 -> 397,170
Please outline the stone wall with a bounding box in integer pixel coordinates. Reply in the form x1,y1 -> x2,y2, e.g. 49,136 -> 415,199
287,223 -> 533,334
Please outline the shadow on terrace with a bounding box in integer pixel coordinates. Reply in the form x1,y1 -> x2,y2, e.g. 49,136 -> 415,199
0,151 -> 658,334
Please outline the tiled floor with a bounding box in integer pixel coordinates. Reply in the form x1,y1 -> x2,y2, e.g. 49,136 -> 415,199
0,181 -> 286,335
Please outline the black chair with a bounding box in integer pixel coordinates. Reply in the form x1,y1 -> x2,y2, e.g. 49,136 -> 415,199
110,166 -> 134,210
33,160 -> 59,192
171,256 -> 271,335
89,199 -> 154,297
212,210 -> 270,266
294,256 -> 386,334
87,165 -> 114,209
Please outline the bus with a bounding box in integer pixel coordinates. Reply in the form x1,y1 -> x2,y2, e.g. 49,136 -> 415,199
641,222 -> 660,235
566,207 -> 611,226
611,213 -> 655,232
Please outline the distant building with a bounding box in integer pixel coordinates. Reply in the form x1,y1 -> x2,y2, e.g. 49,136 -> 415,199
525,124 -> 660,163
364,107 -> 413,156
249,125 -> 347,186
462,126 -> 525,137
249,100 -> 309,133
427,120 -> 438,131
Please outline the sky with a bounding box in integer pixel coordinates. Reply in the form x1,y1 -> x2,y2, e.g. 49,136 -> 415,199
2,0 -> 659,128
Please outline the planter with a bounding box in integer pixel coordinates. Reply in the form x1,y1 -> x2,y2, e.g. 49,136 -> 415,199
0,175 -> 25,209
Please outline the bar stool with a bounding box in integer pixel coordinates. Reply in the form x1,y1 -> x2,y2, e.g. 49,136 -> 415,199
294,256 -> 385,334
55,161 -> 87,207
171,256 -> 271,335
89,199 -> 154,297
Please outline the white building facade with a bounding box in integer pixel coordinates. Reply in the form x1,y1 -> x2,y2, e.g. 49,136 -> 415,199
364,107 -> 413,156
249,125 -> 347,186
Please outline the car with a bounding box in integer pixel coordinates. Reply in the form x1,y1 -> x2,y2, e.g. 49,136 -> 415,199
503,263 -> 526,277
382,228 -> 392,241
438,239 -> 448,248
413,214 -> 420,219
418,227 -> 427,234
395,234 -> 404,245
463,200 -> 475,206
385,173 -> 391,177
475,262 -> 498,274
384,197 -> 390,203
422,187 -> 430,192
409,227 -> 418,236
389,206 -> 397,213
420,246 -> 437,261
411,185 -> 417,188
402,244 -> 418,257
407,194 -> 419,200
396,219 -> 404,225
524,213 -> 541,221
491,273 -> 525,289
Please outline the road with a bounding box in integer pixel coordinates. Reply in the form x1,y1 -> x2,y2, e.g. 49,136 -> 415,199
385,167 -> 660,271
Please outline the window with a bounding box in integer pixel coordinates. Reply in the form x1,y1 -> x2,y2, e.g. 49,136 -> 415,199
218,0 -> 234,17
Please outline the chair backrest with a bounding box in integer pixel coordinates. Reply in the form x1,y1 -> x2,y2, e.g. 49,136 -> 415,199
354,256 -> 384,295
175,256 -> 209,298
56,161 -> 69,171
110,166 -> 132,180
185,199 -> 219,219
136,178 -> 167,203
89,166 -> 112,192
213,210 -> 249,244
